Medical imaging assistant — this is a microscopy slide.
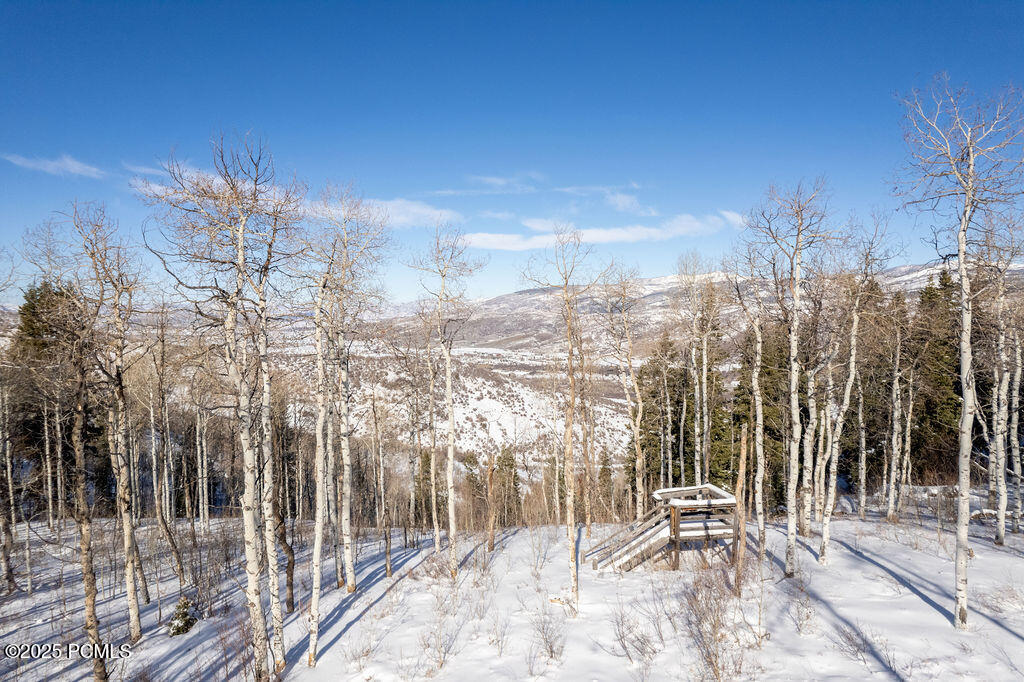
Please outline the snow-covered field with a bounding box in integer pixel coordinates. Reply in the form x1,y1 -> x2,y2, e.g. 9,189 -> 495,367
1,494 -> 1022,681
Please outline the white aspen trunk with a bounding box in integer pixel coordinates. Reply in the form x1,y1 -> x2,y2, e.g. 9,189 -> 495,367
988,369 -> 998,508
1011,330 -> 1022,534
371,394 -> 392,578
297,443 -> 304,524
554,440 -> 562,526
56,400 -> 65,524
201,414 -> 210,528
162,397 -> 172,522
857,374 -> 867,520
799,368 -> 818,536
784,248 -> 803,578
625,359 -> 645,520
0,396 -> 14,592
620,368 -> 643,520
223,225 -> 271,682
135,422 -> 143,526
751,321 -> 766,563
659,414 -> 665,489
23,512 -> 30,596
149,393 -> 159,515
130,419 -> 141,526
733,423 -> 748,594
663,368 -> 673,488
195,409 -> 202,523
3,392 -> 14,532
337,346 -> 357,592
584,386 -> 596,537
701,333 -> 711,483
107,400 -> 141,644
409,397 -> 419,541
562,310 -> 579,614
994,278 -> 1010,545
886,329 -> 903,522
257,301 -> 286,673
442,343 -> 458,578
326,390 -> 341,587
954,191 -> 975,631
72,377 -> 108,682
427,352 -> 441,553
307,298 -> 329,667
679,395 -> 687,487
898,376 -> 916,513
149,389 -> 184,585
691,349 -> 703,487
820,302 -> 861,563
815,382 -> 831,523
44,402 -> 54,530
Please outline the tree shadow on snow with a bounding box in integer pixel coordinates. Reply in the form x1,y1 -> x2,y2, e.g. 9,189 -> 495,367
835,539 -> 1024,644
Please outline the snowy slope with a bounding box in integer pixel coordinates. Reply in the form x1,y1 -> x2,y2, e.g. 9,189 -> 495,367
2,489 -> 1022,681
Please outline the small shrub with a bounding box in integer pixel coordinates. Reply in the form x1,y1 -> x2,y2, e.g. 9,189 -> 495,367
168,596 -> 199,636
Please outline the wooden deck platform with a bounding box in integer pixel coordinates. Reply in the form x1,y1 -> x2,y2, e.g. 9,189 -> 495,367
586,484 -> 737,571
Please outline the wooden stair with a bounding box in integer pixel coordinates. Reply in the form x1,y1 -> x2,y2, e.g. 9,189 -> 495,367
586,484 -> 737,571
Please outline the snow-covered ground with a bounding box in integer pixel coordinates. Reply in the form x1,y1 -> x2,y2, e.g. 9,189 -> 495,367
1,493 -> 1022,680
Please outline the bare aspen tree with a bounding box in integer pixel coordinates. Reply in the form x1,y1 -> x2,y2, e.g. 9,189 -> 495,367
886,307 -> 904,522
745,179 -> 831,578
249,174 -> 302,674
733,422 -> 748,593
149,309 -> 185,586
75,206 -> 148,644
1011,326 -> 1022,533
414,225 -> 481,579
321,187 -> 389,594
303,186 -> 389,663
677,253 -> 718,485
26,210 -> 110,681
677,253 -> 706,485
856,372 -> 867,519
0,401 -> 14,592
819,227 -> 881,562
729,242 -> 770,561
43,402 -> 53,529
527,228 -> 601,615
306,258 -> 331,666
141,138 -> 301,679
901,75 -> 1024,628
578,344 -> 597,537
419,310 -> 443,553
800,347 -> 826,535
600,266 -> 647,520
368,384 -> 393,576
978,218 -> 1021,544
382,327 -> 429,546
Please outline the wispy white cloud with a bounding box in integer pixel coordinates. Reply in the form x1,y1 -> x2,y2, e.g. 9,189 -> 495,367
464,232 -> 559,251
3,153 -> 105,178
604,192 -> 658,216
371,198 -> 463,228
719,210 -> 745,228
479,210 -> 516,220
432,171 -> 543,196
522,217 -> 573,233
467,175 -> 514,187
554,184 -> 614,196
467,210 -> 738,251
122,161 -> 164,176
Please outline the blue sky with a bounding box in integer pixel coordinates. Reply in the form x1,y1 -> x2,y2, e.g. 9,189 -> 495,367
2,1 -> 1023,301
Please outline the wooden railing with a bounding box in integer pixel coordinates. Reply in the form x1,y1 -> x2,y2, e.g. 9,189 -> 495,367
586,505 -> 669,568
588,484 -> 737,571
